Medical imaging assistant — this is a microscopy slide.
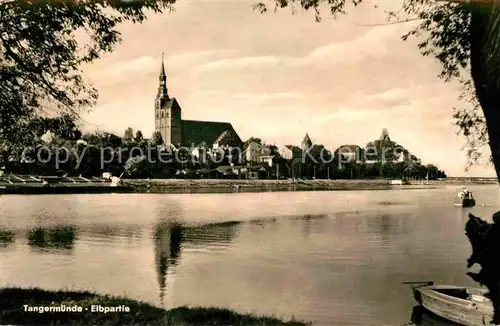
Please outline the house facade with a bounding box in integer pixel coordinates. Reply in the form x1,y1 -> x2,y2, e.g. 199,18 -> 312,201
244,141 -> 274,166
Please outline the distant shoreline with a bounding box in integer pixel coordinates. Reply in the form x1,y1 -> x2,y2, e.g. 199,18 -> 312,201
122,178 -> 496,194
123,178 -> 397,193
0,178 -> 496,195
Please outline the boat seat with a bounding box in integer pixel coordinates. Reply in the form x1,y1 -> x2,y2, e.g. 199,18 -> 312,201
435,288 -> 469,300
468,294 -> 488,302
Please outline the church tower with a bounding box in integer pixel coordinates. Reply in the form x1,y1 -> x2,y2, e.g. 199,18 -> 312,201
155,53 -> 182,146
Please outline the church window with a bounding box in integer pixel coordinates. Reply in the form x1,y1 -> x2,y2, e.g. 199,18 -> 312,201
156,111 -> 159,118
166,111 -> 169,117
161,111 -> 164,118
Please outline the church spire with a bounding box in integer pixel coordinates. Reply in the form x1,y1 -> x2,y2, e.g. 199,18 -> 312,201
301,132 -> 312,151
158,52 -> 169,100
160,52 -> 166,78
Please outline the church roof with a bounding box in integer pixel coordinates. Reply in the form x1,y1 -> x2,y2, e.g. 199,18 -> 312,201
285,145 -> 302,152
182,120 -> 242,147
160,98 -> 180,111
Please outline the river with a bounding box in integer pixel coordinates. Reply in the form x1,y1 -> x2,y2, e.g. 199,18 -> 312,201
1,185 -> 499,325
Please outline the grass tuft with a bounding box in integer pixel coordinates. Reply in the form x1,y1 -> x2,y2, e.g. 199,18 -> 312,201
0,287 -> 310,325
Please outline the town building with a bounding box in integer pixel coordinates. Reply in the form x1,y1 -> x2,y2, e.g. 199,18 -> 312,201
279,133 -> 327,161
279,145 -> 302,160
243,141 -> 274,166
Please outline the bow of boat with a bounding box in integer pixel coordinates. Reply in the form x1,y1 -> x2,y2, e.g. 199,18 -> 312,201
402,281 -> 435,305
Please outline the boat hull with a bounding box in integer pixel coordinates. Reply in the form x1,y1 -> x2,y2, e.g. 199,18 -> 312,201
415,285 -> 493,326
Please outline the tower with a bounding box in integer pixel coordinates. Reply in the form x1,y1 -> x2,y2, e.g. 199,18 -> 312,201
154,53 -> 182,146
380,128 -> 390,142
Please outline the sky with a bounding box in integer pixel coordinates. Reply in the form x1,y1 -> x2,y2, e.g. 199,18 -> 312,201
81,0 -> 495,177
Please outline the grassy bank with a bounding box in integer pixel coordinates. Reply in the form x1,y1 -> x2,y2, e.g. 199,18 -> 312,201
0,287 -> 308,325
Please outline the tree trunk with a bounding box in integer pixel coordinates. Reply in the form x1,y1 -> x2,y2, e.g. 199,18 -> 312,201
469,8 -> 500,323
470,6 -> 500,182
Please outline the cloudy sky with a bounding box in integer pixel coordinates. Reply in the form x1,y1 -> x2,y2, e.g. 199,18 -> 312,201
81,0 -> 494,177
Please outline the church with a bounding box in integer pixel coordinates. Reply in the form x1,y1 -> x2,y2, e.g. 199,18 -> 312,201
154,56 -> 242,149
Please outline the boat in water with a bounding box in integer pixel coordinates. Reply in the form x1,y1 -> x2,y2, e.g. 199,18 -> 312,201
408,281 -> 493,326
455,197 -> 476,207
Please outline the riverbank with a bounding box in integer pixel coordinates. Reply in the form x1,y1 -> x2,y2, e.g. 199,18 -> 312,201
122,178 -> 499,194
123,178 -> 402,193
0,177 -> 496,195
0,287 -> 308,325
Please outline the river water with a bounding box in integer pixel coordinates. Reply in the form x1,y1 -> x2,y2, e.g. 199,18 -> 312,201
1,185 -> 499,325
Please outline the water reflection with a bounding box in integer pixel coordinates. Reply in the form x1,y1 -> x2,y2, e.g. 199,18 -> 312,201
0,229 -> 15,247
153,221 -> 182,306
367,213 -> 412,250
153,220 -> 241,306
182,221 -> 241,247
410,306 -> 455,325
293,214 -> 328,239
79,225 -> 143,241
27,226 -> 76,250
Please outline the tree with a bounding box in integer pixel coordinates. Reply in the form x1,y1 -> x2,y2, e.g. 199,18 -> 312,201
82,131 -> 122,149
0,0 -> 174,152
253,0 -> 500,182
124,127 -> 134,142
151,131 -> 164,146
134,130 -> 144,143
465,213 -> 500,324
243,137 -> 262,149
124,155 -> 154,178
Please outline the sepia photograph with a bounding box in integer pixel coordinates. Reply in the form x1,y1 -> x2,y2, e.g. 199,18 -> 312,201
2,0 -> 500,325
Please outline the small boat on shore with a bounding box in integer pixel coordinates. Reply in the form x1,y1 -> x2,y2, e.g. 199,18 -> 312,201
407,281 -> 493,326
455,197 -> 476,207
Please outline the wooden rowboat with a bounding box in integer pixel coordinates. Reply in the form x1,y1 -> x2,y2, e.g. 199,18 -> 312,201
409,282 -> 494,326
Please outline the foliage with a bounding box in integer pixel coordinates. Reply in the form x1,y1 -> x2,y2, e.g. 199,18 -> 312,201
0,0 -> 175,151
151,131 -> 164,146
243,137 -> 263,149
124,127 -> 134,142
452,80 -> 490,168
124,155 -> 153,178
134,130 -> 144,143
82,131 -> 122,148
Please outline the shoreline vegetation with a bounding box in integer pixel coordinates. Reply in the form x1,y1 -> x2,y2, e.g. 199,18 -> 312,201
0,178 -> 497,194
122,177 -> 498,194
0,287 -> 308,325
